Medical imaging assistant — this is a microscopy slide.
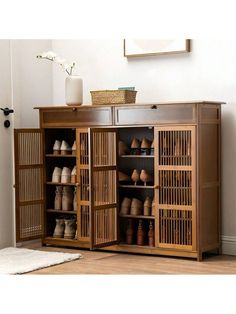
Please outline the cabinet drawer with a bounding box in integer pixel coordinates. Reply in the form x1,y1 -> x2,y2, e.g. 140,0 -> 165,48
114,104 -> 196,125
40,106 -> 113,128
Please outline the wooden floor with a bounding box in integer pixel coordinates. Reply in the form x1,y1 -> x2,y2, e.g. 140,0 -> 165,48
21,241 -> 236,274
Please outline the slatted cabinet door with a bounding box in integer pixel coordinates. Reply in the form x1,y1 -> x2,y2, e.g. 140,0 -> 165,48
89,128 -> 118,249
76,128 -> 90,243
14,129 -> 44,242
154,126 -> 196,251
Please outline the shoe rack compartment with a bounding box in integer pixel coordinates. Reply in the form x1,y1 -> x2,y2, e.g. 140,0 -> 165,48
46,212 -> 77,239
120,218 -> 155,247
118,127 -> 155,247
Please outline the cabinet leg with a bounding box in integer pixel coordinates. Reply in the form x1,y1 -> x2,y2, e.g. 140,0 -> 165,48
197,252 -> 203,262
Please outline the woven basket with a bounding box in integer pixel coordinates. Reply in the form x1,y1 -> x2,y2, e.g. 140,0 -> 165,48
90,90 -> 137,105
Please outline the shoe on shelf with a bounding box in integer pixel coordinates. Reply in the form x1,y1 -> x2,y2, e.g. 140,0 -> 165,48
151,200 -> 155,216
130,198 -> 143,216
130,137 -> 141,155
61,167 -> 71,183
119,171 -> 131,182
120,197 -> 132,215
53,140 -> 62,155
140,169 -> 153,186
131,169 -> 140,185
140,137 -> 151,155
52,167 -> 62,183
54,186 -> 63,210
143,196 -> 152,216
53,218 -> 65,238
62,186 -> 73,211
72,140 -> 76,155
150,139 -> 154,155
118,140 -> 129,156
64,219 -> 76,239
60,140 -> 72,155
71,166 -> 77,183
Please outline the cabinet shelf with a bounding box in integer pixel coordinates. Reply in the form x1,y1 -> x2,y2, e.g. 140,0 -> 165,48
46,182 -> 76,186
119,184 -> 155,189
45,236 -> 77,242
46,209 -> 77,215
119,243 -> 154,249
120,214 -> 154,219
46,154 -> 76,158
120,155 -> 154,158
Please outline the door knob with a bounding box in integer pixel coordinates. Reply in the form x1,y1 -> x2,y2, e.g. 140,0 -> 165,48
0,107 -> 14,116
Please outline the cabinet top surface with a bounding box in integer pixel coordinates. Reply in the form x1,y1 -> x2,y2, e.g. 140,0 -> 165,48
34,100 -> 225,110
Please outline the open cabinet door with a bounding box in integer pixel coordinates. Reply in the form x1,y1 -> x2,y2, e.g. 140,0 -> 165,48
14,129 -> 44,242
89,128 -> 118,249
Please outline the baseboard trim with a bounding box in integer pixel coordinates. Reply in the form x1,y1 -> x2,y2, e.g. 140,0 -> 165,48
221,236 -> 236,255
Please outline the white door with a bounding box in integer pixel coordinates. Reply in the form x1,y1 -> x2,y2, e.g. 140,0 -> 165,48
0,40 -> 14,248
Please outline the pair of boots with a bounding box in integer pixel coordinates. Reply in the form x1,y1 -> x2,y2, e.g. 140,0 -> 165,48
120,197 -> 143,215
120,196 -> 154,216
52,166 -> 76,183
54,186 -> 77,211
53,218 -> 77,239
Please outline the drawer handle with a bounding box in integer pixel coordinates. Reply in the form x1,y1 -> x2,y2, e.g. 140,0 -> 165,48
72,107 -> 77,112
151,105 -> 157,109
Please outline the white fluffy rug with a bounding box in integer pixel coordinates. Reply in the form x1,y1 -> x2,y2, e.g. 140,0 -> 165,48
0,247 -> 82,275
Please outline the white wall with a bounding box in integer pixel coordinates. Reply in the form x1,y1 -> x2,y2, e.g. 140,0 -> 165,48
0,40 -> 52,248
11,40 -> 53,128
52,39 -> 236,255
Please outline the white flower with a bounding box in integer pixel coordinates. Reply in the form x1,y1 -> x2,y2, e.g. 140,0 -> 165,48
37,51 -> 76,76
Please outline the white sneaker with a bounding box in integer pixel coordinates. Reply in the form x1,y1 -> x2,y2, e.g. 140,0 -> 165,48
52,167 -> 62,183
61,167 -> 71,183
71,166 -> 77,183
53,140 -> 61,155
60,140 -> 72,155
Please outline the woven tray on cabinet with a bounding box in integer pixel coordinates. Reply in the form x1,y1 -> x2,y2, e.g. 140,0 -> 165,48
90,90 -> 137,105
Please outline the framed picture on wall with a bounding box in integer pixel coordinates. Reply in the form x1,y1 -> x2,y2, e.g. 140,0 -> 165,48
124,39 -> 191,57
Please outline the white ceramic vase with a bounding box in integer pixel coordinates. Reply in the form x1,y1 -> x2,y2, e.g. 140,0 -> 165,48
65,75 -> 83,106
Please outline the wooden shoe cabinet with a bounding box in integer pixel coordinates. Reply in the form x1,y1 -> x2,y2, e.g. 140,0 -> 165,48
14,101 -> 224,260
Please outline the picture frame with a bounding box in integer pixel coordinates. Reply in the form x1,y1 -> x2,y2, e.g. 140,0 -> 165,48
124,39 -> 191,57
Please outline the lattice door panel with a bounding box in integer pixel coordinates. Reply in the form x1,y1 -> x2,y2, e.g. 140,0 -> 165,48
18,204 -> 43,239
93,170 -> 117,206
90,128 -> 118,249
77,129 -> 90,242
78,205 -> 90,239
159,129 -> 192,166
159,209 -> 192,248
14,129 -> 44,242
155,126 -> 196,251
92,130 -> 116,166
94,207 -> 117,246
159,170 -> 192,206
